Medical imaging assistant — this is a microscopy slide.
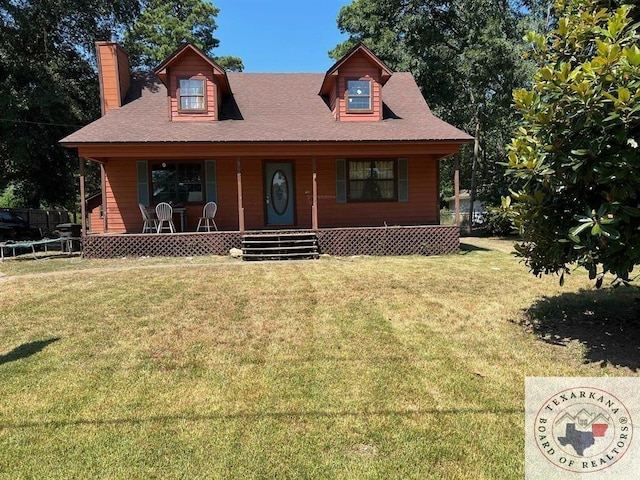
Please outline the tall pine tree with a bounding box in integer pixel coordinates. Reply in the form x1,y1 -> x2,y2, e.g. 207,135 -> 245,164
123,0 -> 243,71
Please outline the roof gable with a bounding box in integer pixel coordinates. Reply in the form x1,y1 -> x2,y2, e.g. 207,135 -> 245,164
319,43 -> 394,96
153,42 -> 231,95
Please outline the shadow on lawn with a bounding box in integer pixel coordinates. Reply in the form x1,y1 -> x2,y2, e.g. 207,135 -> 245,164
523,287 -> 640,370
0,338 -> 60,366
459,242 -> 491,253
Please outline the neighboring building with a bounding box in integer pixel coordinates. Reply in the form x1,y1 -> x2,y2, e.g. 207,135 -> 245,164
446,190 -> 486,224
61,42 -> 472,257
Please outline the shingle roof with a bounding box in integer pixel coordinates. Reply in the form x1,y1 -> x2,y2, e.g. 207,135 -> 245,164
60,72 -> 473,145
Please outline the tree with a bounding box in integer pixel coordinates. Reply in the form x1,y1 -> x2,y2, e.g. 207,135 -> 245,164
507,0 -> 640,285
330,0 -> 536,228
123,0 -> 243,71
0,0 -> 142,208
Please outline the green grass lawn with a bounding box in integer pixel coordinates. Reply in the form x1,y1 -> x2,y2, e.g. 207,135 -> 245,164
1,238 -> 639,479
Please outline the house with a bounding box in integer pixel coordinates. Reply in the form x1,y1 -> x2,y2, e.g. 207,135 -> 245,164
60,42 -> 473,258
446,190 -> 486,224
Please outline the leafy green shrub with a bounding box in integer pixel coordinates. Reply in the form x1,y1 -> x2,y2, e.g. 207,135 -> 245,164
482,196 -> 518,236
0,185 -> 19,208
507,1 -> 640,284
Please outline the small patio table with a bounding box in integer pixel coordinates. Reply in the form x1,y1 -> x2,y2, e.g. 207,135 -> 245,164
147,207 -> 187,232
173,207 -> 187,231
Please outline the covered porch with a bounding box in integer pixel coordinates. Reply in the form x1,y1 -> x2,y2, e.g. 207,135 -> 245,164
76,143 -> 465,259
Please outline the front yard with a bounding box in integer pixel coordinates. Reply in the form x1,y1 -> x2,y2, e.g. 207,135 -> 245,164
0,238 -> 638,479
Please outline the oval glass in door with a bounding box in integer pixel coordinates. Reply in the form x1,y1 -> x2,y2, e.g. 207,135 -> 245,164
270,170 -> 289,215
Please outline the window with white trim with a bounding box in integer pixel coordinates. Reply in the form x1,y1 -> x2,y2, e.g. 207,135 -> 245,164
179,78 -> 206,111
346,79 -> 372,112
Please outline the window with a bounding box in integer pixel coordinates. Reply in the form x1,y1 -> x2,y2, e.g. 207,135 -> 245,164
151,162 -> 203,204
179,78 -> 205,111
348,160 -> 396,201
346,79 -> 372,112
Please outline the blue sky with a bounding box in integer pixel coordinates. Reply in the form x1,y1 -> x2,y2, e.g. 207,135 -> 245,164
213,0 -> 351,72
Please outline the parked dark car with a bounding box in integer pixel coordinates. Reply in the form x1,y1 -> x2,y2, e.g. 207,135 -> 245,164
0,211 -> 41,241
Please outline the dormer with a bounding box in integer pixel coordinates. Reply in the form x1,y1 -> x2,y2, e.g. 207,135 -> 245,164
154,43 -> 231,122
319,43 -> 393,122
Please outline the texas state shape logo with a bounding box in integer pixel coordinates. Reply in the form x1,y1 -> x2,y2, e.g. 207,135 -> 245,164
534,386 -> 632,473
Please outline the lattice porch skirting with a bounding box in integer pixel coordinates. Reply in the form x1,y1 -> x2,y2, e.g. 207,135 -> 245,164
316,225 -> 459,256
82,225 -> 459,258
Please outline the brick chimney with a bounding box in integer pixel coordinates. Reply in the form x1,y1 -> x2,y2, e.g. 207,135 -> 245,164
96,41 -> 131,116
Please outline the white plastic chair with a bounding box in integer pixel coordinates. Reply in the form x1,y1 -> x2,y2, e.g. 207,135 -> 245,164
196,201 -> 218,232
155,202 -> 176,233
139,203 -> 158,234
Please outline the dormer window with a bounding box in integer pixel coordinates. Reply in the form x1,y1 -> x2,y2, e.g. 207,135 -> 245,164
346,79 -> 372,112
179,78 -> 206,111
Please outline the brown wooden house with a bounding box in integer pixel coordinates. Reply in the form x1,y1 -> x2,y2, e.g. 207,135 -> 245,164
60,42 -> 472,259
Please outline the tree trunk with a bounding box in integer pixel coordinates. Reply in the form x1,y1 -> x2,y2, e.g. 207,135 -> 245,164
468,121 -> 480,234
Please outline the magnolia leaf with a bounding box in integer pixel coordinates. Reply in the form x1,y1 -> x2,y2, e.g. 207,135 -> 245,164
569,222 -> 593,237
600,225 -> 620,239
595,276 -> 603,289
608,44 -> 621,63
608,16 -> 623,39
568,234 -> 581,243
596,39 -> 610,57
618,87 -> 631,103
570,149 -> 590,156
624,45 -> 640,66
597,204 -> 608,218
539,67 -> 554,80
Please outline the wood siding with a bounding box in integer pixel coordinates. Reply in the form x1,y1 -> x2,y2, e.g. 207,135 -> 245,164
329,77 -> 339,120
91,153 -> 440,234
168,49 -> 218,122
116,47 -> 131,108
96,42 -> 130,116
336,51 -> 382,122
89,207 -> 101,233
316,155 -> 439,227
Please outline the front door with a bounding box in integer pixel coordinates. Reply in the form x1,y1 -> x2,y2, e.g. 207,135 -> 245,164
265,162 -> 295,225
